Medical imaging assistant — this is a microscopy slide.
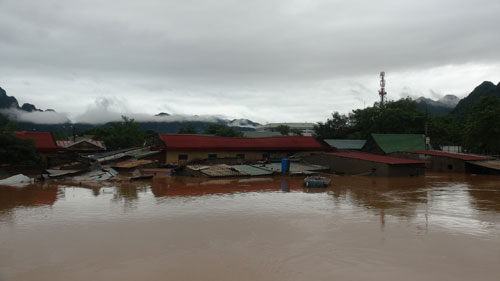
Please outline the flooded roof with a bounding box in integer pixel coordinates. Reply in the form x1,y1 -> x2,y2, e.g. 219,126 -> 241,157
324,139 -> 366,149
231,165 -> 274,176
370,134 -> 425,154
410,150 -> 492,161
113,160 -> 154,169
56,139 -> 106,150
158,135 -> 330,151
466,160 -> 500,171
14,131 -> 61,153
327,152 -> 425,165
187,164 -> 243,177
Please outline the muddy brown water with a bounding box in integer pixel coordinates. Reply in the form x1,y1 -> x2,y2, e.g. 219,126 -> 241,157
1,173 -> 499,281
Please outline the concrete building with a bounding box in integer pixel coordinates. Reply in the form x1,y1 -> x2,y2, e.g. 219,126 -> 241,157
255,123 -> 315,136
306,152 -> 425,177
391,150 -> 494,173
157,134 -> 331,165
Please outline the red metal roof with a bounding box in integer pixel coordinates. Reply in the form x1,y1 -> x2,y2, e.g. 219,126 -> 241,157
410,150 -> 491,161
158,135 -> 330,151
327,152 -> 425,165
14,132 -> 62,153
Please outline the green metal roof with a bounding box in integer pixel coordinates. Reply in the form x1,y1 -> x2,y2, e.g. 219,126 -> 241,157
371,134 -> 425,154
324,139 -> 366,149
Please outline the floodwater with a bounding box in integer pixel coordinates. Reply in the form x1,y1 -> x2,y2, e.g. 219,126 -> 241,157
1,174 -> 499,281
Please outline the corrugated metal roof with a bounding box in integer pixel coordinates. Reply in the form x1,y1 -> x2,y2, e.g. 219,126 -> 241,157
113,160 -> 153,169
135,150 -> 161,159
14,131 -> 61,153
231,165 -> 274,176
56,139 -> 106,150
159,135 -> 330,151
371,134 -> 425,154
324,139 -> 366,149
410,150 -> 492,161
467,160 -> 500,170
327,152 -> 425,165
187,164 -> 243,177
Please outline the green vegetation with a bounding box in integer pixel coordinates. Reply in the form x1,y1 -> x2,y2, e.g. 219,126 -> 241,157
84,116 -> 147,150
315,92 -> 500,155
290,128 -> 303,136
275,125 -> 291,136
178,124 -> 197,134
464,97 -> 500,154
314,98 -> 425,140
0,114 -> 40,165
203,124 -> 243,137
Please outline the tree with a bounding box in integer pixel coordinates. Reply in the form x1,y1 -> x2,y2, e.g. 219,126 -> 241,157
203,124 -> 244,137
314,98 -> 426,140
464,96 -> 500,154
0,114 -> 40,165
275,125 -> 291,136
178,124 -> 197,134
90,116 -> 146,150
314,112 -> 352,139
290,128 -> 303,136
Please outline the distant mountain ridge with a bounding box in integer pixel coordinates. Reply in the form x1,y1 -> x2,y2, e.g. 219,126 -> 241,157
0,86 -> 261,133
452,81 -> 500,118
415,94 -> 460,116
0,87 -> 45,112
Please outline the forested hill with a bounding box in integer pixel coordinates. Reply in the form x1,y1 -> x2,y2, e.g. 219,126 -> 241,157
452,81 -> 500,118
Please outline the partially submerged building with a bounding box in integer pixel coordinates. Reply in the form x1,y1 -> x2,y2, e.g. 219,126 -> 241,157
308,152 -> 425,177
362,134 -> 425,155
157,135 -> 331,165
391,150 -> 495,174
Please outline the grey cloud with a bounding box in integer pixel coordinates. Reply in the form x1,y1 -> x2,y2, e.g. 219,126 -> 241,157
0,0 -> 499,122
0,108 -> 71,124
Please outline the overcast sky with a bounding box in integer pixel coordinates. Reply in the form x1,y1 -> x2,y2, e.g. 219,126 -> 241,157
1,0 -> 499,124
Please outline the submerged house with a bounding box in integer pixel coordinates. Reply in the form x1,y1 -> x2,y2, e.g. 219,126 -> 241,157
362,134 -> 425,155
157,134 -> 331,165
308,152 -> 425,177
391,150 -> 495,174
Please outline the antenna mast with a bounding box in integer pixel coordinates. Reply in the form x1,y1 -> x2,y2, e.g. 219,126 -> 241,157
379,71 -> 387,106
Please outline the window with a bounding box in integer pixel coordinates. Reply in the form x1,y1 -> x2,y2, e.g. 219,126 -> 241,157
448,164 -> 453,170
178,154 -> 188,160
208,154 -> 217,159
236,154 -> 245,159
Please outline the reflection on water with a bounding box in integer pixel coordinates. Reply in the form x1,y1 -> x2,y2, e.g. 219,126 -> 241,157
1,174 -> 500,281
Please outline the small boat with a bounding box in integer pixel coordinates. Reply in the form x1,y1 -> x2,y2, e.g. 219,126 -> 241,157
304,176 -> 331,187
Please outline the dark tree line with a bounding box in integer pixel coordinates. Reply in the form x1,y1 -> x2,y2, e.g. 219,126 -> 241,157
314,97 -> 500,155
0,114 -> 40,166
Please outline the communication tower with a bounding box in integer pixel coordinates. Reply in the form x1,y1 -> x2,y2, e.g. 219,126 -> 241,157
379,71 -> 387,106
